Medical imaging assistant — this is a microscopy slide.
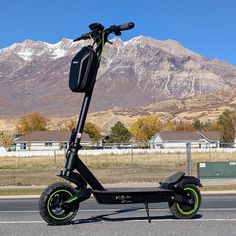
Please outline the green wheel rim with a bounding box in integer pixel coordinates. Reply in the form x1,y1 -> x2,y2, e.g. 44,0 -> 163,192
47,189 -> 74,221
176,187 -> 199,215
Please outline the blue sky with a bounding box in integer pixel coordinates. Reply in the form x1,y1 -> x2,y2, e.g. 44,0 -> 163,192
1,0 -> 236,65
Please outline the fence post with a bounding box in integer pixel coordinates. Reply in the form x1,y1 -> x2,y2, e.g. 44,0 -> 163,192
186,142 -> 192,176
208,144 -> 212,160
53,150 -> 56,166
131,142 -> 135,175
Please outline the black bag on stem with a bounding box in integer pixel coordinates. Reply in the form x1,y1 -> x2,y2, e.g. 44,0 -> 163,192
69,46 -> 99,93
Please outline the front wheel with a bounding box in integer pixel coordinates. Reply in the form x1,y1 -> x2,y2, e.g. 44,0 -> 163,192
39,182 -> 79,225
169,184 -> 201,219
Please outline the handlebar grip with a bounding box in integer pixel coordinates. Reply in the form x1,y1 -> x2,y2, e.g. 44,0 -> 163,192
73,32 -> 93,41
73,36 -> 83,42
117,22 -> 135,31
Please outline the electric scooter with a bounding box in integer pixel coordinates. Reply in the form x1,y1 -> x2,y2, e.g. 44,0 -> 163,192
39,22 -> 202,225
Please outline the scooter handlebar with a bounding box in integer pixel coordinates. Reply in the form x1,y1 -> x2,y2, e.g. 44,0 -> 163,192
73,32 -> 94,42
73,22 -> 135,41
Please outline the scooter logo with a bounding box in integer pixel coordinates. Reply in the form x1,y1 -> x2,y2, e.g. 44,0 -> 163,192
115,195 -> 132,203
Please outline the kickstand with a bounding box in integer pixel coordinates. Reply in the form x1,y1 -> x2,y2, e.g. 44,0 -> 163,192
144,202 -> 151,223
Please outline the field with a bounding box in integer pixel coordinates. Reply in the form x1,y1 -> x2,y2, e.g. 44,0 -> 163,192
1,150 -> 236,187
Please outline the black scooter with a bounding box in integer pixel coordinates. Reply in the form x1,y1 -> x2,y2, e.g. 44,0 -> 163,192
39,22 -> 202,225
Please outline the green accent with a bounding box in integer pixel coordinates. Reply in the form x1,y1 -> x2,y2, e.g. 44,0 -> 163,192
198,161 -> 236,179
47,189 -> 74,221
98,32 -> 105,60
66,196 -> 78,204
176,187 -> 199,215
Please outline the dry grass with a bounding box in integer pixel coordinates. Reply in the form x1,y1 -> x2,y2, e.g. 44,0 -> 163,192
0,151 -> 236,186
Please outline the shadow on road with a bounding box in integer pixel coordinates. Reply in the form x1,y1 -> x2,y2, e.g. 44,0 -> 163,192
70,208 -> 202,225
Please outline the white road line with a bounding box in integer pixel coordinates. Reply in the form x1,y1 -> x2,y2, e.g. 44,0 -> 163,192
132,219 -> 236,222
0,211 -> 38,213
1,219 -> 236,224
200,208 -> 236,211
0,221 -> 45,224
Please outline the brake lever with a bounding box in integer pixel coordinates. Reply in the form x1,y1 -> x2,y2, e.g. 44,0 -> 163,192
107,40 -> 113,44
115,30 -> 121,36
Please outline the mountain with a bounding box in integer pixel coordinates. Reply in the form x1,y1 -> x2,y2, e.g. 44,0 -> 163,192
84,88 -> 236,131
1,36 -> 236,128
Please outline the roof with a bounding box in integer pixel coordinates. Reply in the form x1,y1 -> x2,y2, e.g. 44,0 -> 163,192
16,130 -> 91,143
152,131 -> 221,142
197,131 -> 221,141
157,131 -> 200,142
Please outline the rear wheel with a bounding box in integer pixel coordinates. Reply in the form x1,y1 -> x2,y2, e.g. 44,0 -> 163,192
39,182 -> 79,225
169,184 -> 201,219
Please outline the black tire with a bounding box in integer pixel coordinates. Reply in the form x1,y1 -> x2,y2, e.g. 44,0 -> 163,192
39,182 -> 79,225
169,184 -> 201,219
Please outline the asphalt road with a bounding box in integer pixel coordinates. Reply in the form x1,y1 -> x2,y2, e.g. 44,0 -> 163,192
0,194 -> 236,236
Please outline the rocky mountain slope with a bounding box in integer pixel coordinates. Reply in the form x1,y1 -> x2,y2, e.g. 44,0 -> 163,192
84,88 -> 236,131
1,88 -> 236,132
1,36 -> 236,127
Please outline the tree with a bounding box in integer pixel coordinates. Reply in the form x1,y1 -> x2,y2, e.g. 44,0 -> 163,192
129,114 -> 163,142
217,109 -> 236,143
60,119 -> 77,131
174,121 -> 194,131
203,122 -> 221,132
163,120 -> 176,131
15,112 -> 49,135
0,134 -> 14,150
84,122 -> 102,143
192,119 -> 204,131
107,121 -> 132,143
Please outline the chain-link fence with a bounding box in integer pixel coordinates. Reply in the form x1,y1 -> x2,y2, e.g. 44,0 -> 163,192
0,142 -> 236,186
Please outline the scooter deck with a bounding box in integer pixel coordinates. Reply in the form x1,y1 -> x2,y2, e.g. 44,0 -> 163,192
93,187 -> 174,204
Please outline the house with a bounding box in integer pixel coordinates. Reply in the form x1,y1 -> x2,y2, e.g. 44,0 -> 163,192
149,131 -> 221,149
15,130 -> 91,151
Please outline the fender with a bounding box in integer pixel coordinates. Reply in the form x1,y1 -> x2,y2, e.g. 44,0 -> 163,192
58,170 -> 87,189
160,172 -> 202,189
178,176 -> 202,188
